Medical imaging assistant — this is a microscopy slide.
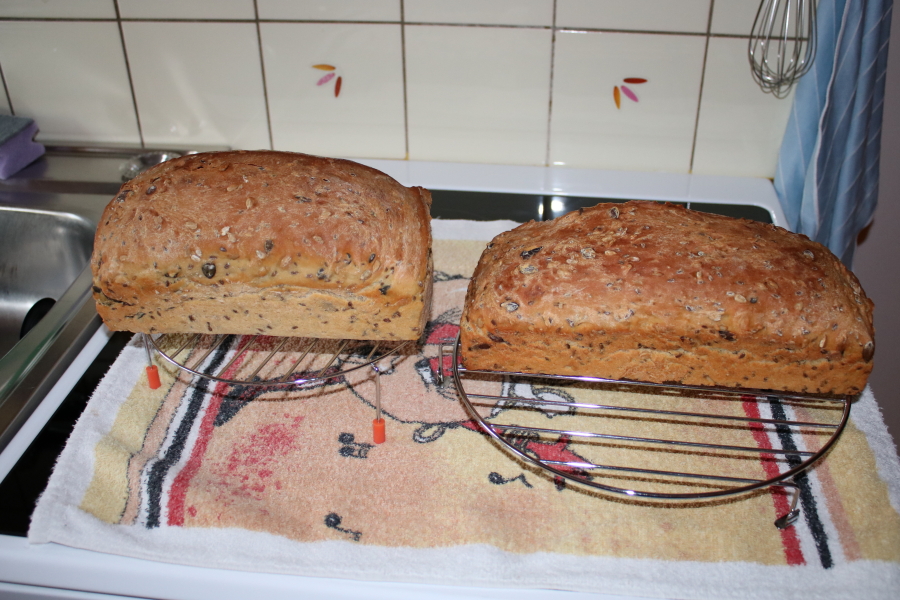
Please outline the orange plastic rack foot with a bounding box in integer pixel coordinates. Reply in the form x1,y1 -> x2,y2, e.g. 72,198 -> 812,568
146,365 -> 161,389
373,418 -> 386,444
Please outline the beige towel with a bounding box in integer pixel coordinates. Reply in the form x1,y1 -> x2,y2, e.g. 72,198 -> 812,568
29,221 -> 900,599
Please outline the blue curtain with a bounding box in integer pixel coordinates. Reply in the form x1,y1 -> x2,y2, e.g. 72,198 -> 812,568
774,0 -> 893,266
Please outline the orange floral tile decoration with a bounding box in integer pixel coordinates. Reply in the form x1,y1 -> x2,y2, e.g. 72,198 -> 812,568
313,64 -> 342,98
613,78 -> 647,109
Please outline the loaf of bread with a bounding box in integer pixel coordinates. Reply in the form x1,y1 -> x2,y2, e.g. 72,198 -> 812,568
91,150 -> 433,341
459,201 -> 875,395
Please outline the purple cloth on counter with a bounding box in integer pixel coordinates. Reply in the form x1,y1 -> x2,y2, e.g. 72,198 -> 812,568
0,114 -> 45,179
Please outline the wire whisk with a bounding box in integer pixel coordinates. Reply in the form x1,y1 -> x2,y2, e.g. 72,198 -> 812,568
749,0 -> 817,98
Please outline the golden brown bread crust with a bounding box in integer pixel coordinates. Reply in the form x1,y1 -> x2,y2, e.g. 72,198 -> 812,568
459,201 -> 875,395
92,150 -> 433,340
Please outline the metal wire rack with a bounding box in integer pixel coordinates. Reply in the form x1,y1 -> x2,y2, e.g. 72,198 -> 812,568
443,334 -> 850,529
146,332 -> 411,386
143,332 -> 414,443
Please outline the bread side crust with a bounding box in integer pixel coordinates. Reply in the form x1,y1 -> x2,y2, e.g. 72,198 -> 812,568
92,151 -> 433,340
459,201 -> 875,395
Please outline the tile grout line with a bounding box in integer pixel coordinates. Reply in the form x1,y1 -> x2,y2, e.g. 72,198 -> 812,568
113,0 -> 145,147
0,60 -> 13,115
0,16 -> 754,38
253,0 -> 275,150
401,1 -> 410,161
689,0 -> 717,174
544,0 -> 558,167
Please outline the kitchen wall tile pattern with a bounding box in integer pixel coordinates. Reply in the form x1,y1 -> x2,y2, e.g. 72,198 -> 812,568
0,75 -> 10,113
405,0 -> 554,27
550,30 -> 706,171
0,0 -> 116,19
122,21 -> 270,150
556,0 -> 713,33
710,0 -> 767,35
0,20 -> 140,144
261,22 -> 406,159
257,1 -> 401,22
405,25 -> 553,165
692,36 -> 795,177
117,0 -> 256,21
0,0 -> 794,178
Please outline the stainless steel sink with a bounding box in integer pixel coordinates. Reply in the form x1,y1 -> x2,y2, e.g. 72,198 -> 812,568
0,208 -> 95,359
0,144 -> 222,454
0,190 -> 111,452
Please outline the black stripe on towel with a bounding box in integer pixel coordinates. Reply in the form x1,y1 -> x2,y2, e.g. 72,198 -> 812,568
768,396 -> 834,569
144,336 -> 235,528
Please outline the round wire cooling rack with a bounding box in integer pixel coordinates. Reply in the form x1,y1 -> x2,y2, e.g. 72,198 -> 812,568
143,332 -> 415,444
443,334 -> 851,529
145,332 -> 413,387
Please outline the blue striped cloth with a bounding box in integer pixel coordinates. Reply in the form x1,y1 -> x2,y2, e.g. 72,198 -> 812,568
774,0 -> 893,266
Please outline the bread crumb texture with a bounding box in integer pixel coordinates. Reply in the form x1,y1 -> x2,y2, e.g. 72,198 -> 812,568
459,201 -> 875,395
92,150 -> 433,341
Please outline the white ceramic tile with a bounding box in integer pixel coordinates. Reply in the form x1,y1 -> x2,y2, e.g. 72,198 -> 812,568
260,23 -> 405,159
405,25 -> 552,165
711,0 -> 761,35
549,30 -> 706,172
557,0 -> 712,33
404,0 -> 553,26
0,0 -> 115,18
1,80 -> 11,114
257,0 -> 400,21
692,37 -> 794,178
0,21 -> 139,144
123,22 -> 269,150
117,0 -> 255,20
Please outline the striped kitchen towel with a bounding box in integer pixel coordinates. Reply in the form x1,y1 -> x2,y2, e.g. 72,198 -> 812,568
29,220 -> 900,599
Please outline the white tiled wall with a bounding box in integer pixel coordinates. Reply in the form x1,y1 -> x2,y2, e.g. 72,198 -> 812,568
262,22 -> 406,158
405,0 -> 554,27
122,20 -> 270,150
0,0 -> 794,178
117,0 -> 256,20
550,30 -> 706,171
692,36 -> 794,177
0,0 -> 115,19
406,25 -> 553,165
0,20 -> 139,143
556,0 -> 712,33
258,0 -> 400,22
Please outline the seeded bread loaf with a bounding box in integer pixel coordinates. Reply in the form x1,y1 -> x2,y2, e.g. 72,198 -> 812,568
459,201 -> 874,395
91,150 -> 433,341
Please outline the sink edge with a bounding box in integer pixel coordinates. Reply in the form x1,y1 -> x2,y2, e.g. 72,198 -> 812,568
0,265 -> 102,454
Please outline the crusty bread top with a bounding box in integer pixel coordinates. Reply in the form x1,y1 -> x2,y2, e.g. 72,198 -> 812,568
461,201 -> 875,378
92,150 -> 432,310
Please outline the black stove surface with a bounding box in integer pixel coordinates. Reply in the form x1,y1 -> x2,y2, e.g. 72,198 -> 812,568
429,190 -> 772,223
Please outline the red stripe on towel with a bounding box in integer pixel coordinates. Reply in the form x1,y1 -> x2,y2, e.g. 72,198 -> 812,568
742,397 -> 806,566
167,337 -> 257,526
